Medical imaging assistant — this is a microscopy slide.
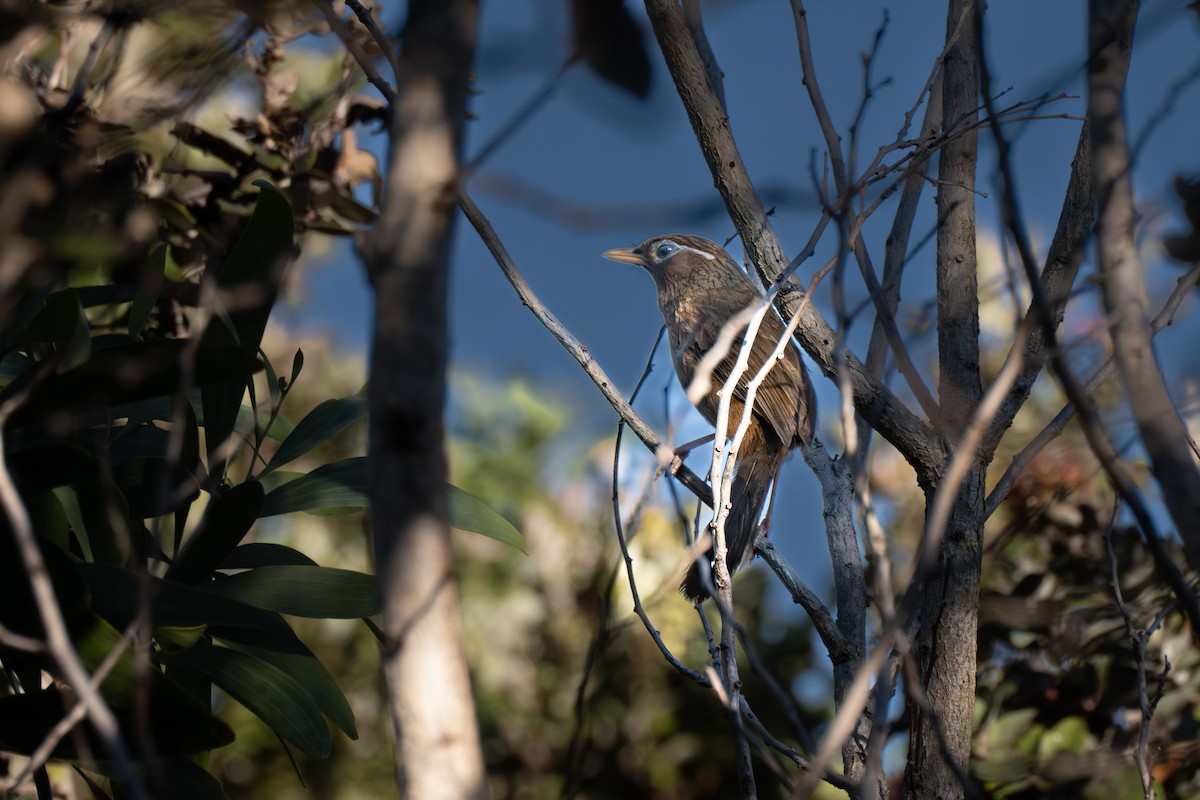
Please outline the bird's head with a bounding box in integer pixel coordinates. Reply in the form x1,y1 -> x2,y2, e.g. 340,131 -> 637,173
601,234 -> 736,291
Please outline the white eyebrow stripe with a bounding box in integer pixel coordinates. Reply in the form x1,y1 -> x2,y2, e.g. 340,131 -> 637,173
676,244 -> 716,260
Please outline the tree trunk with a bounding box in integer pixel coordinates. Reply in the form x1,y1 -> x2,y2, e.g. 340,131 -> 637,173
906,0 -> 982,797
360,3 -> 485,798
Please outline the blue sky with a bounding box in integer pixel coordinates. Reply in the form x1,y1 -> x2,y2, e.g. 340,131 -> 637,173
279,0 -> 1200,604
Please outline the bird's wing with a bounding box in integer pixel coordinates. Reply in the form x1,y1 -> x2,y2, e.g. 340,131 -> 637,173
681,306 -> 809,446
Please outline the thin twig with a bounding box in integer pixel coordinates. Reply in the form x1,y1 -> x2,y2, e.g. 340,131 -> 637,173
790,0 -> 940,423
562,326 -> 666,797
985,263 -> 1200,518
1105,499 -> 1164,800
466,59 -> 574,172
458,188 -> 713,507
6,625 -> 138,793
755,541 -> 846,660
0,395 -> 148,800
344,0 -> 400,82
313,0 -> 396,104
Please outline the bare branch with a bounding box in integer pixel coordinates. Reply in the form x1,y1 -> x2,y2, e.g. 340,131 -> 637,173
682,0 -> 725,110
642,0 -> 944,486
1089,0 -> 1200,582
313,0 -> 396,104
979,123 -> 1094,461
458,189 -> 714,507
1105,501 -> 1171,800
0,398 -> 148,800
985,264 -> 1200,519
906,1 -> 983,794
344,0 -> 400,82
609,372 -> 710,686
756,540 -> 847,661
5,625 -> 137,793
790,0 -> 941,423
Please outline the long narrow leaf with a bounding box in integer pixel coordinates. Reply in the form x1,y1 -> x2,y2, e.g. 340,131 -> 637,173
201,181 -> 294,472
265,396 -> 365,471
199,565 -> 376,618
214,637 -> 357,739
257,457 -> 526,550
259,458 -> 366,516
165,640 -> 330,758
448,484 -> 527,553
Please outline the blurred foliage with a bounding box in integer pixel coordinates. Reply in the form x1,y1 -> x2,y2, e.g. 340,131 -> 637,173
2,3 -> 412,798
448,377 -> 829,799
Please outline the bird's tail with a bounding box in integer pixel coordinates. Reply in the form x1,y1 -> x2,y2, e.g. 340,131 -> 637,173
681,441 -> 783,602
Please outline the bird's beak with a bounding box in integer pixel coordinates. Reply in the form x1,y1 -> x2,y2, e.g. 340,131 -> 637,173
601,247 -> 645,266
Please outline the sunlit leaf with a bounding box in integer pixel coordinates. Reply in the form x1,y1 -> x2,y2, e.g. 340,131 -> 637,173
448,484 -> 527,552
257,457 -> 525,549
259,457 -> 366,516
265,396 -> 366,471
200,565 -> 376,618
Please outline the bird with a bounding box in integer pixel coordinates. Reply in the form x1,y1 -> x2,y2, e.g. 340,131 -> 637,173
602,234 -> 815,601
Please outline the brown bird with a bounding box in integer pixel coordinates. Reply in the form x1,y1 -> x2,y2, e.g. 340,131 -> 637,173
603,234 -> 815,600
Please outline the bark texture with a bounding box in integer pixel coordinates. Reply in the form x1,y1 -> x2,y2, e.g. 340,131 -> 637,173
359,3 -> 485,798
906,1 -> 983,797
1089,0 -> 1200,574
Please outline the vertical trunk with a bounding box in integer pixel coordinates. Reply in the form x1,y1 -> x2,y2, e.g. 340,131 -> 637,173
360,3 -> 485,799
1089,0 -> 1200,576
906,0 -> 982,798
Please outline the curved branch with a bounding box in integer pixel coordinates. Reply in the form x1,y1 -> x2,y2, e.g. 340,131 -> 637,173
458,189 -> 714,507
642,0 -> 944,488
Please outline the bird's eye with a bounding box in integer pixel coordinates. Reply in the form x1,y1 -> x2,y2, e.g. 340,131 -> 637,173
655,242 -> 678,259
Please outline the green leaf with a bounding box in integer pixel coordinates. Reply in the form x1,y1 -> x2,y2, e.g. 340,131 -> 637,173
130,243 -> 167,337
0,683 -> 233,759
107,423 -> 172,463
0,351 -> 33,388
1035,716 -> 1094,762
201,180 -> 294,474
168,482 -> 265,584
0,613 -> 232,758
109,394 -> 292,443
265,396 -> 366,471
52,485 -> 94,561
25,289 -> 91,372
258,457 -> 526,550
259,457 -> 367,516
199,565 -> 376,618
2,283 -> 55,350
6,340 -> 262,431
214,638 -> 357,739
449,484 -> 527,552
165,639 -> 331,758
80,563 -> 301,641
219,543 -> 318,569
